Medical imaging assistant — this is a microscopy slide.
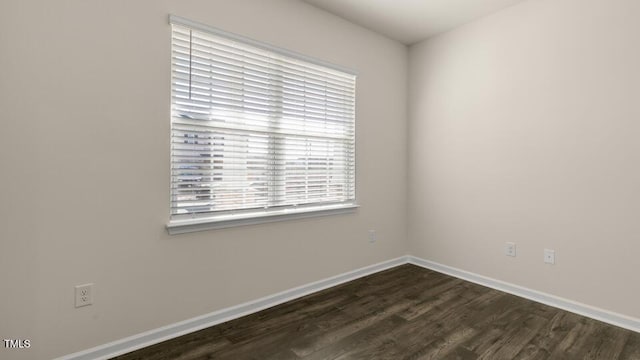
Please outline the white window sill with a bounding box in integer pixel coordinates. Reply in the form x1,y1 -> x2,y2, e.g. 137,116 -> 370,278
166,204 -> 359,235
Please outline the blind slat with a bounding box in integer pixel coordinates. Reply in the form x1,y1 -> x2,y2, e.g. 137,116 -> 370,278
170,22 -> 356,218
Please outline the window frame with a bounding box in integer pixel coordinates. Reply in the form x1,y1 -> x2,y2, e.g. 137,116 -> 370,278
166,15 -> 358,234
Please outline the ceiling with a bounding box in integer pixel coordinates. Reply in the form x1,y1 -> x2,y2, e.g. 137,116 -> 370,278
301,0 -> 527,44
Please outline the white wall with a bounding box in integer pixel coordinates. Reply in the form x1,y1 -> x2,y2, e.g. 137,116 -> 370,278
0,1 -> 408,359
409,0 -> 640,321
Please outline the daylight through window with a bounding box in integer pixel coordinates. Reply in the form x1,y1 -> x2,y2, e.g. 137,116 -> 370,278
169,18 -> 356,224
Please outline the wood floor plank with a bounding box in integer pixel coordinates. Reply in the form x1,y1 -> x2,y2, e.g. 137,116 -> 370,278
440,346 -> 478,360
578,322 -> 629,360
547,318 -> 599,359
219,293 -> 354,343
407,326 -> 478,360
112,327 -> 231,360
290,295 -> 413,358
251,348 -> 301,360
620,332 -> 640,359
210,322 -> 317,360
332,336 -> 405,360
512,310 -> 581,360
397,279 -> 467,321
478,314 -> 547,359
112,265 -> 640,360
460,294 -> 528,340
300,315 -> 407,360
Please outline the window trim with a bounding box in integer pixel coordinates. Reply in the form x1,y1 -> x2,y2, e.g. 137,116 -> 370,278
166,15 -> 358,234
166,203 -> 359,235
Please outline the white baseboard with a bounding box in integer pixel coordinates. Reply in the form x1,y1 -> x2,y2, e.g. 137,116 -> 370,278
407,255 -> 640,334
56,256 -> 408,360
59,254 -> 640,360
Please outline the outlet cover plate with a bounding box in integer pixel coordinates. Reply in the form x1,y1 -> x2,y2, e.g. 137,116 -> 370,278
75,283 -> 93,308
368,230 -> 377,243
544,249 -> 556,264
505,242 -> 516,257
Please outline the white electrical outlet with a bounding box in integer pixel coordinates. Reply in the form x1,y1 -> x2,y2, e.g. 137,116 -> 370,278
505,242 -> 516,257
544,249 -> 556,264
368,230 -> 377,243
75,284 -> 93,308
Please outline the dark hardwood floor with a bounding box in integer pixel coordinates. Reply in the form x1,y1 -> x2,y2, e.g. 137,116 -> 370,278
113,264 -> 640,360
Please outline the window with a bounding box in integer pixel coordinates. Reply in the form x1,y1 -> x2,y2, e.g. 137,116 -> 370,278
167,16 -> 357,233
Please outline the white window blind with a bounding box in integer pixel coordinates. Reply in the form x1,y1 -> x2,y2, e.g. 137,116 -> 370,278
169,17 -> 356,223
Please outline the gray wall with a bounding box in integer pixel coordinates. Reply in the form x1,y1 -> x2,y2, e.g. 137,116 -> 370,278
409,0 -> 640,322
0,1 -> 408,358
